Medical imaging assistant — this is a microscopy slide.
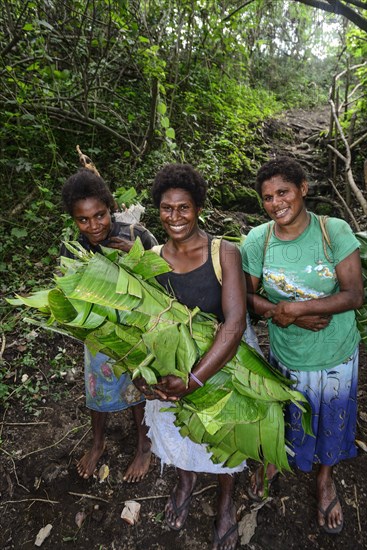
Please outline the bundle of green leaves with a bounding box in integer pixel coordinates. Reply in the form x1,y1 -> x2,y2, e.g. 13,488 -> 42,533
9,239 -> 312,470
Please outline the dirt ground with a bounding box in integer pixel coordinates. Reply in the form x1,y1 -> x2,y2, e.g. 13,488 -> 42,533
0,325 -> 366,550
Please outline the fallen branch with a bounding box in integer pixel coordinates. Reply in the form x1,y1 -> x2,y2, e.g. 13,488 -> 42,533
354,485 -> 361,533
0,447 -> 30,493
280,496 -> 289,516
20,422 -> 90,460
330,62 -> 367,95
132,483 -> 218,502
0,498 -> 59,506
68,426 -> 92,456
0,422 -> 49,426
68,492 -> 109,503
69,483 -> 218,505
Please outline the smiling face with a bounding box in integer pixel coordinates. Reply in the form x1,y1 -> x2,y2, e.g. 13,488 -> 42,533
72,197 -> 112,246
261,175 -> 308,227
159,188 -> 201,243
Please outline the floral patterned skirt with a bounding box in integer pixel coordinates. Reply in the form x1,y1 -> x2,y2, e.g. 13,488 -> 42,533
84,347 -> 144,412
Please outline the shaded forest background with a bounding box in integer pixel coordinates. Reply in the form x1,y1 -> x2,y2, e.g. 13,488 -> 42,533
1,0 -> 367,408
1,3 -> 367,549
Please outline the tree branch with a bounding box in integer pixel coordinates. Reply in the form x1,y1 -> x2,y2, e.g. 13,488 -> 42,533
328,178 -> 361,231
219,0 -> 367,33
351,130 -> 367,149
335,0 -> 367,10
328,98 -> 367,216
222,1 -> 256,22
295,0 -> 367,31
21,104 -> 141,154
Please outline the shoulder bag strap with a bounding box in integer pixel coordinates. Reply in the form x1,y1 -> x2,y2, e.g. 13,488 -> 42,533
211,237 -> 222,285
151,244 -> 164,255
318,215 -> 332,262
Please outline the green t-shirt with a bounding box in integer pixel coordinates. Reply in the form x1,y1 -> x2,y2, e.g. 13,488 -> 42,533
241,213 -> 360,371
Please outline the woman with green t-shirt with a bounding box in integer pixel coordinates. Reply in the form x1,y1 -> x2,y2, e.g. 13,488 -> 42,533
241,157 -> 364,535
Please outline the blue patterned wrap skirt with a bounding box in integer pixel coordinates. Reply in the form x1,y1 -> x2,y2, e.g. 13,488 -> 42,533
269,347 -> 359,472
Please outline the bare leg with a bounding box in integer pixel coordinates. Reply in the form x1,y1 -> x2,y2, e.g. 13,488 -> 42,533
77,410 -> 107,479
165,469 -> 197,530
123,401 -> 152,483
317,464 -> 343,531
212,474 -> 238,550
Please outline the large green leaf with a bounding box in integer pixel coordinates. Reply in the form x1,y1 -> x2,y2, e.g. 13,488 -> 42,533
176,324 -> 198,373
118,237 -> 144,269
48,288 -> 77,322
132,249 -> 172,279
118,309 -> 151,330
67,254 -> 139,310
7,289 -> 50,311
259,403 -> 289,471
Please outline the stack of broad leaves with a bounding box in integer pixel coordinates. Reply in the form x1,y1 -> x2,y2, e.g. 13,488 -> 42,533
356,232 -> 367,346
8,239 -> 312,471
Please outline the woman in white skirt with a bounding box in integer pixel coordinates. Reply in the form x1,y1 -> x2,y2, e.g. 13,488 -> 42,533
137,163 -> 248,550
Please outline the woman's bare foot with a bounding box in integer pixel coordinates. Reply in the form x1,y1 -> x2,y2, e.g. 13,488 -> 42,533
77,442 -> 106,479
317,471 -> 343,533
123,441 -> 152,483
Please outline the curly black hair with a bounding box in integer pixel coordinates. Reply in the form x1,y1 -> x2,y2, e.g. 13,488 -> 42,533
256,157 -> 307,195
61,168 -> 115,216
151,163 -> 207,208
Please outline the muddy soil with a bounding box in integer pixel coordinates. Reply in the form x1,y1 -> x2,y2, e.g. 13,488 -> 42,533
1,327 -> 366,550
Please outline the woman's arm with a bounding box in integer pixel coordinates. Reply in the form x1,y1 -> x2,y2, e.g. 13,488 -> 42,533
265,249 -> 364,328
245,272 -> 276,317
245,272 -> 331,331
193,240 -> 247,380
156,240 -> 247,400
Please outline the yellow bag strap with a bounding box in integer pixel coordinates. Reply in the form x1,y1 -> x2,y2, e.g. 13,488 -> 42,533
263,222 -> 274,259
319,215 -> 332,262
211,237 -> 222,285
151,240 -> 223,283
151,244 -> 164,255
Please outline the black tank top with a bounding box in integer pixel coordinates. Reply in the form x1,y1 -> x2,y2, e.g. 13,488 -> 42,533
156,235 -> 224,321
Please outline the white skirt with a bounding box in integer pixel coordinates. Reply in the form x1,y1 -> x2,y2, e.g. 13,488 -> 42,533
145,399 -> 246,474
144,315 -> 261,474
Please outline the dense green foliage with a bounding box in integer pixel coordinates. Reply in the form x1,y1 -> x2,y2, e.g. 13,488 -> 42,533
1,1 -> 367,411
1,2 -> 349,294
